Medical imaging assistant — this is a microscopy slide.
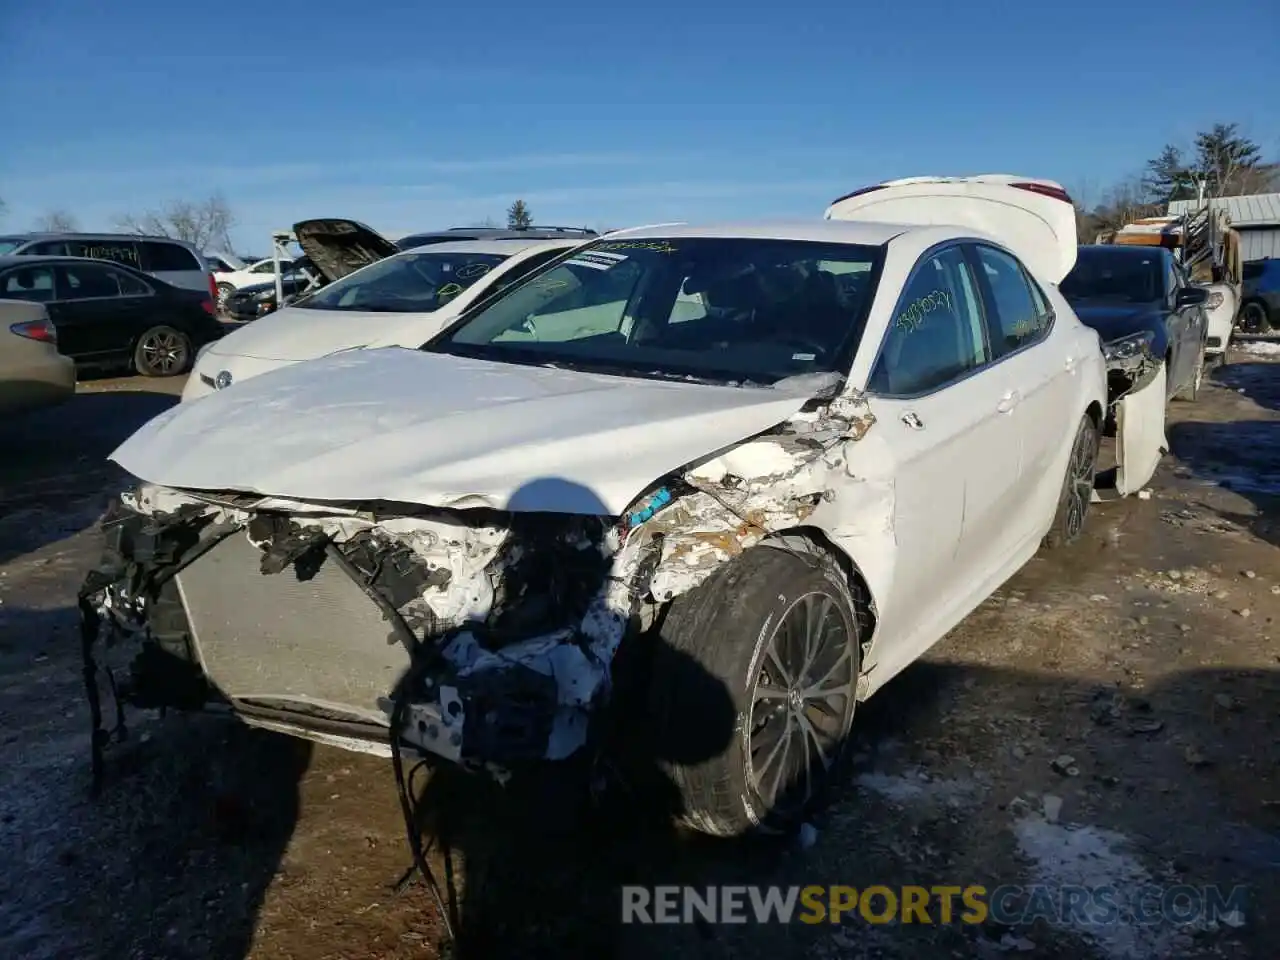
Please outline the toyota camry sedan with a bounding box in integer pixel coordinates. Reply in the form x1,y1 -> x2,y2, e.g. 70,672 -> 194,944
80,176 -> 1158,837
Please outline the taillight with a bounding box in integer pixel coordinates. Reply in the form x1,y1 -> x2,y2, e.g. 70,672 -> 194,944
828,184 -> 888,206
200,297 -> 216,316
1011,181 -> 1074,205
207,272 -> 218,302
10,319 -> 57,344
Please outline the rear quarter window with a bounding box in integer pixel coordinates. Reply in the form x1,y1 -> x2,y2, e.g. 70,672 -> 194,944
66,239 -> 141,269
139,241 -> 201,272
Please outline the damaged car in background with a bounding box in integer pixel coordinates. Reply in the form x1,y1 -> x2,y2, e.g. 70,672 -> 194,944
79,178 -> 1157,839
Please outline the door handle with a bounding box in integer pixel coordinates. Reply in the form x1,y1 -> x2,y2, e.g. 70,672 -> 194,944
900,411 -> 924,429
996,390 -> 1021,414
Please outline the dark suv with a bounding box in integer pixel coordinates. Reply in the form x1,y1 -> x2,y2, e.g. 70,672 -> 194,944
1240,258 -> 1280,333
0,232 -> 211,294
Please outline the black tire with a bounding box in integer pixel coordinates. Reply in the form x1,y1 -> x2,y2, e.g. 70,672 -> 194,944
133,325 -> 191,377
1173,344 -> 1205,401
1238,301 -> 1271,335
1043,413 -> 1099,550
215,283 -> 235,312
648,545 -> 862,837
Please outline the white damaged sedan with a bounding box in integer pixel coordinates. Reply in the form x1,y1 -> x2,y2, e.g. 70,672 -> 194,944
79,182 -> 1154,836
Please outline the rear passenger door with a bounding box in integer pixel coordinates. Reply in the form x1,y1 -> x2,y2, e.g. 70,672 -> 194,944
862,243 -> 1021,671
48,263 -> 153,362
969,243 -> 1072,518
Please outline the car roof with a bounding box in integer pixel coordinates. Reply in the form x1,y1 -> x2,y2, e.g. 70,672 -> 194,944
394,238 -> 580,256
1,231 -> 198,247
1078,244 -> 1168,260
601,219 -> 911,246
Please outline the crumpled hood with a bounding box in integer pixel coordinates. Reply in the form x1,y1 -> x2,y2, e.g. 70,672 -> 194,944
1070,303 -> 1161,343
205,306 -> 439,362
111,349 -> 817,515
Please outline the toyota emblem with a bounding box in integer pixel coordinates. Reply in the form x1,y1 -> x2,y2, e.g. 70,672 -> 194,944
213,370 -> 233,390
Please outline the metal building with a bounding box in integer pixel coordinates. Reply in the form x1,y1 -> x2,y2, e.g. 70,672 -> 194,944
1168,193 -> 1280,261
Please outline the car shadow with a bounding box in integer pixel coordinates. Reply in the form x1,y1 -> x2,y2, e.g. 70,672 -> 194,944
0,387 -> 177,564
1166,362 -> 1280,547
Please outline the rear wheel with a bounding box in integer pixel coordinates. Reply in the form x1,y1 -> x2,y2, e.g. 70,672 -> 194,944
1043,413 -> 1099,550
134,325 -> 191,377
649,546 -> 862,837
215,283 -> 235,313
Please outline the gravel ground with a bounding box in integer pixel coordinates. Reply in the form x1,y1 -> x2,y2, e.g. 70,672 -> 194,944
1,346 -> 1278,959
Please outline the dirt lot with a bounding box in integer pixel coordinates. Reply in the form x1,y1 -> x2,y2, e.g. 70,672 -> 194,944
2,345 -> 1278,960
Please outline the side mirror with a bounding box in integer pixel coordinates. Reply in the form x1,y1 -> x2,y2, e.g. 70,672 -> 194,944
1176,286 -> 1209,308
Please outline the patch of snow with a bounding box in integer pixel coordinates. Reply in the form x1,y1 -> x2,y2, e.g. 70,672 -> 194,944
1234,339 -> 1280,357
1013,818 -> 1188,960
856,770 -> 981,807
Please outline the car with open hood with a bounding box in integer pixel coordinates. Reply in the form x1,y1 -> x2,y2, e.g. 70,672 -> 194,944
80,177 -> 1161,838
182,236 -> 587,401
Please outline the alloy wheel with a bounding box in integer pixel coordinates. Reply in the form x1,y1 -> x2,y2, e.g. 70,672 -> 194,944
139,330 -> 188,375
748,591 -> 856,815
1064,421 -> 1098,539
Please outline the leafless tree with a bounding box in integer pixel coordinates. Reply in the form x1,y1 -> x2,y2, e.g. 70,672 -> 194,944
114,193 -> 237,252
1089,178 -> 1164,240
34,209 -> 79,232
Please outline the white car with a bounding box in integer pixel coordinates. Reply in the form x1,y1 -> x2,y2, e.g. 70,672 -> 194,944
182,236 -> 586,402
210,256 -> 298,309
82,177 -> 1163,838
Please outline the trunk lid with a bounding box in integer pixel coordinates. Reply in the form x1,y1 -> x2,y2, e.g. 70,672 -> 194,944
824,174 -> 1078,283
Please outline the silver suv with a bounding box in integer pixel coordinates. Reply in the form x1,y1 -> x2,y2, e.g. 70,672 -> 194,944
0,233 -> 212,293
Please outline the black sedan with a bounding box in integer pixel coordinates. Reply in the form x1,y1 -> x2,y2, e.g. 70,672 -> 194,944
0,255 -> 225,376
223,258 -> 320,322
1060,245 -> 1209,402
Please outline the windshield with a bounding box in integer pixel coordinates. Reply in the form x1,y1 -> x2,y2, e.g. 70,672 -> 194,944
429,237 -> 882,386
0,239 -> 23,255
1061,250 -> 1162,303
299,250 -> 509,312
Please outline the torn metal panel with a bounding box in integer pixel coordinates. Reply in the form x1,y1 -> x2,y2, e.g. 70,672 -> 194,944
79,388 -> 884,774
1114,362 -> 1168,497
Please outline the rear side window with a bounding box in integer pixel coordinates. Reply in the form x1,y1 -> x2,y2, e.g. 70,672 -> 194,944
66,239 -> 141,269
1,265 -> 56,302
58,263 -> 125,298
138,241 -> 200,272
973,245 -> 1052,356
868,245 -> 988,396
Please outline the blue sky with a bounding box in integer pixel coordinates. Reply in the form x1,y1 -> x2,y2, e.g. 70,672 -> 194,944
2,0 -> 1277,252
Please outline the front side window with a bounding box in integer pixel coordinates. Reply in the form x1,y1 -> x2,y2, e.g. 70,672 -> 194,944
1061,249 -> 1162,304
65,239 -> 141,269
301,250 -> 511,313
974,244 -> 1052,356
1,265 -> 56,302
431,237 -> 883,386
868,246 -> 988,396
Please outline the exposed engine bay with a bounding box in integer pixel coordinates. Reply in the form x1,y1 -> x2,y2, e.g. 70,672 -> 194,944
76,391 -> 879,780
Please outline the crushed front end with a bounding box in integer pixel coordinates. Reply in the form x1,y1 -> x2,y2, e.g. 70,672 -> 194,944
77,392 -> 878,780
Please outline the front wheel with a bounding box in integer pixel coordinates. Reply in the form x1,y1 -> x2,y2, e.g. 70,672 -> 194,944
134,325 -> 191,377
649,546 -> 862,837
1043,413 -> 1099,550
1238,301 -> 1271,335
